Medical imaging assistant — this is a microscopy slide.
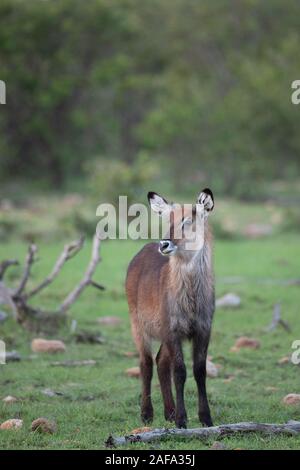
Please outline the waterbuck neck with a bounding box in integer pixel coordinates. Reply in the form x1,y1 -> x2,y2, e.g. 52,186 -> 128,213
169,243 -> 212,298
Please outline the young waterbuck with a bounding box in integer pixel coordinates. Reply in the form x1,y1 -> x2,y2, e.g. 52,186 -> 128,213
126,189 -> 215,428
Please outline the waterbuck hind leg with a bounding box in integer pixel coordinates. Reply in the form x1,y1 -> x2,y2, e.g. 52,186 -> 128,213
168,340 -> 187,428
139,349 -> 154,424
192,335 -> 213,427
156,343 -> 175,422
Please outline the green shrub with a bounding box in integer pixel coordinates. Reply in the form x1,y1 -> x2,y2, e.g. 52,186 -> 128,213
281,208 -> 300,233
87,153 -> 159,206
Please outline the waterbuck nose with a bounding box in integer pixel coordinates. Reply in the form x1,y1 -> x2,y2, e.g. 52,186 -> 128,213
159,240 -> 171,252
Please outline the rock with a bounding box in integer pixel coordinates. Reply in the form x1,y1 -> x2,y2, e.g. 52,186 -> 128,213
0,311 -> 8,322
126,367 -> 140,378
223,375 -> 235,384
206,359 -> 219,378
0,419 -> 23,430
5,350 -> 21,362
31,418 -> 56,434
230,336 -> 260,352
123,351 -> 138,358
130,427 -> 152,435
31,338 -> 66,354
282,394 -> 300,405
97,316 -> 122,326
211,441 -> 227,450
243,223 -> 273,239
2,395 -> 18,404
264,386 -> 278,392
41,388 -> 64,397
278,356 -> 290,365
216,293 -> 241,308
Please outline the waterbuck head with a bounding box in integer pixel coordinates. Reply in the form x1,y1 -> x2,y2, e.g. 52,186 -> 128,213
147,189 -> 214,258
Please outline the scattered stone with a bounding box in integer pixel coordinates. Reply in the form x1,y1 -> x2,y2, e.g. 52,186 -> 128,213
123,351 -> 138,358
130,427 -> 152,435
216,293 -> 241,308
211,441 -> 227,450
0,311 -> 8,322
243,223 -> 273,239
41,388 -> 64,397
31,418 -> 56,434
31,338 -> 66,354
206,359 -> 219,378
126,367 -> 140,378
97,316 -> 122,326
282,394 -> 300,405
265,386 -> 278,393
230,337 -> 260,352
223,375 -> 235,384
278,356 -> 290,365
0,419 -> 23,430
5,350 -> 21,362
50,360 -> 96,367
2,395 -> 18,404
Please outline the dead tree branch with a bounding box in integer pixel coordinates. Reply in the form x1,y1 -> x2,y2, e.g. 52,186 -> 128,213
0,259 -> 19,280
25,236 -> 84,299
58,234 -> 101,314
265,303 -> 291,333
106,420 -> 300,447
14,244 -> 37,296
0,235 -> 103,331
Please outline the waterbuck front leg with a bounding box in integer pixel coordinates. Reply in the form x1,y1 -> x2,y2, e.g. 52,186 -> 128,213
192,333 -> 213,427
156,343 -> 175,422
139,348 -> 154,424
167,339 -> 187,428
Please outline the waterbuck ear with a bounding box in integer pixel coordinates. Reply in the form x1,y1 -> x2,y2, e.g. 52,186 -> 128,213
197,188 -> 214,214
147,192 -> 171,216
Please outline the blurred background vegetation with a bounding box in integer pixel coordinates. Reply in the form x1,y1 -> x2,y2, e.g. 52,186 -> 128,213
0,0 -> 299,241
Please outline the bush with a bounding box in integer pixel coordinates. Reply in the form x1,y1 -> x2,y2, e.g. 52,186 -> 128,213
87,153 -> 159,206
281,208 -> 300,233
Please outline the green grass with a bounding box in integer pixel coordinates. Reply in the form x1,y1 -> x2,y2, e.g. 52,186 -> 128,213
0,235 -> 300,450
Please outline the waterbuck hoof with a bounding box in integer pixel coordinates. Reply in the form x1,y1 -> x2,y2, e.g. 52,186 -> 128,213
141,408 -> 153,424
175,414 -> 187,428
200,415 -> 213,427
175,419 -> 187,429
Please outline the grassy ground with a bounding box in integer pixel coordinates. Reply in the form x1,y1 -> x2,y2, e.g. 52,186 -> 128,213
0,234 -> 300,450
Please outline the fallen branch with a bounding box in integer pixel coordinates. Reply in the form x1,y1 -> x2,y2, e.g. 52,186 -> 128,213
106,420 -> 300,447
265,303 -> 291,333
0,234 -> 103,331
14,244 -> 37,296
58,234 -> 101,314
25,236 -> 84,299
50,359 -> 97,367
0,259 -> 19,280
89,280 -> 105,291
